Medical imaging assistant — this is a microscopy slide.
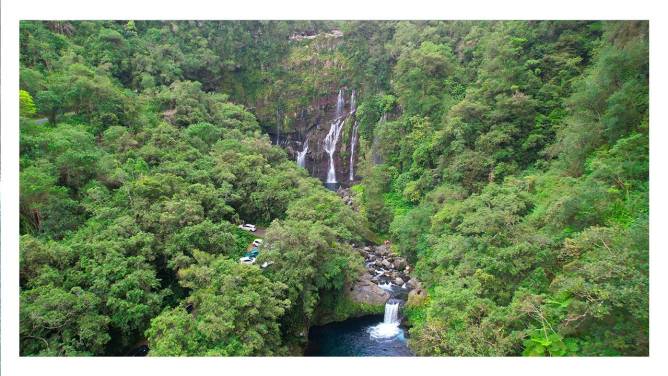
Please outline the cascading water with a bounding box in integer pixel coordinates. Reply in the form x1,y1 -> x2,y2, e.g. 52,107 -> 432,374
348,90 -> 358,181
367,299 -> 401,339
371,113 -> 387,165
323,89 -> 346,184
349,120 -> 359,181
297,140 -> 309,168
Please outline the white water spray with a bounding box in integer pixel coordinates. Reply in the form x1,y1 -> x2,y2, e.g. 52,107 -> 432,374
323,89 -> 346,184
371,113 -> 387,165
297,140 -> 309,168
349,120 -> 359,181
368,300 -> 401,339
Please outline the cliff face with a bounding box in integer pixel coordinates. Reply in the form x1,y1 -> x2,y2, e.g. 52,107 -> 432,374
268,88 -> 360,186
245,30 -> 362,186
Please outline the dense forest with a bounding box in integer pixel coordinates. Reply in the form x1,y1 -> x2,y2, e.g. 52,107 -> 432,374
18,20 -> 648,356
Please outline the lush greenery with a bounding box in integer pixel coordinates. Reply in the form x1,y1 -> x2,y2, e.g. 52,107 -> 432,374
348,21 -> 649,356
19,20 -> 648,356
19,21 -> 373,356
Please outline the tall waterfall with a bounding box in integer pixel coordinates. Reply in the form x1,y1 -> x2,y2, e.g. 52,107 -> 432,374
348,90 -> 358,181
275,109 -> 280,146
349,121 -> 359,181
367,299 -> 401,339
297,140 -> 309,168
323,89 -> 346,184
371,113 -> 387,165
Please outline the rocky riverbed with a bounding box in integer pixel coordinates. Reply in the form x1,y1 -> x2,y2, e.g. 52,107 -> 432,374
359,245 -> 412,288
347,243 -> 424,306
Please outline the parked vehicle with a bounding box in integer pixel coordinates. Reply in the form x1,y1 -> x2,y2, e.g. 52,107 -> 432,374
252,239 -> 263,247
238,223 -> 257,232
239,256 -> 256,265
244,248 -> 259,258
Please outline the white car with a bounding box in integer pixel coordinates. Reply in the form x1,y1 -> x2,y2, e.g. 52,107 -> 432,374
252,239 -> 263,247
238,224 -> 257,232
239,256 -> 256,265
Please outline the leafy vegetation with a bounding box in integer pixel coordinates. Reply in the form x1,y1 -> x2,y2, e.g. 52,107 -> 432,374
19,20 -> 648,356
348,21 -> 648,356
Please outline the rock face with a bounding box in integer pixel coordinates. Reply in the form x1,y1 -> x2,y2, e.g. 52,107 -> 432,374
337,187 -> 358,211
348,273 -> 390,305
273,88 -> 358,186
407,280 -> 427,307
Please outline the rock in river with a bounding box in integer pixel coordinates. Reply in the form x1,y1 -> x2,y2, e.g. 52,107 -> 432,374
348,273 -> 390,306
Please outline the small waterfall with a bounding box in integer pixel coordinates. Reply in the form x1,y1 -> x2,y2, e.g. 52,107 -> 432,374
348,90 -> 358,181
276,109 -> 280,146
297,140 -> 309,168
371,113 -> 386,165
384,300 -> 400,324
336,88 -> 345,117
349,121 -> 359,181
378,282 -> 393,291
367,299 -> 401,339
323,89 -> 346,184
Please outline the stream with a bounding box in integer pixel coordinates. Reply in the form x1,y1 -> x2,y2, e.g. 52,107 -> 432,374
306,270 -> 414,357
305,293 -> 413,356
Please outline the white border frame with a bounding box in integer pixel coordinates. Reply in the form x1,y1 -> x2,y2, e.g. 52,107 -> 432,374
2,1 -> 666,375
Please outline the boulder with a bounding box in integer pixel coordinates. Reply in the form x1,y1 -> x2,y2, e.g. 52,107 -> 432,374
381,259 -> 392,269
364,246 -> 371,252
394,258 -> 407,270
406,278 -> 427,306
394,277 -> 405,286
406,278 -> 420,290
348,273 -> 390,306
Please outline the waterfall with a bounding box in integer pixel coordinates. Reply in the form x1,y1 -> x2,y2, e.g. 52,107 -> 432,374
348,90 -> 358,181
335,88 -> 345,117
378,282 -> 393,291
276,109 -> 280,146
349,121 -> 359,181
323,89 -> 346,184
367,299 -> 401,339
384,300 -> 400,324
297,140 -> 309,168
371,113 -> 386,165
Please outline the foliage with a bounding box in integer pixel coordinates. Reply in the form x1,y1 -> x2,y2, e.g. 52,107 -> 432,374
146,254 -> 290,356
20,89 -> 37,117
18,20 -> 648,357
